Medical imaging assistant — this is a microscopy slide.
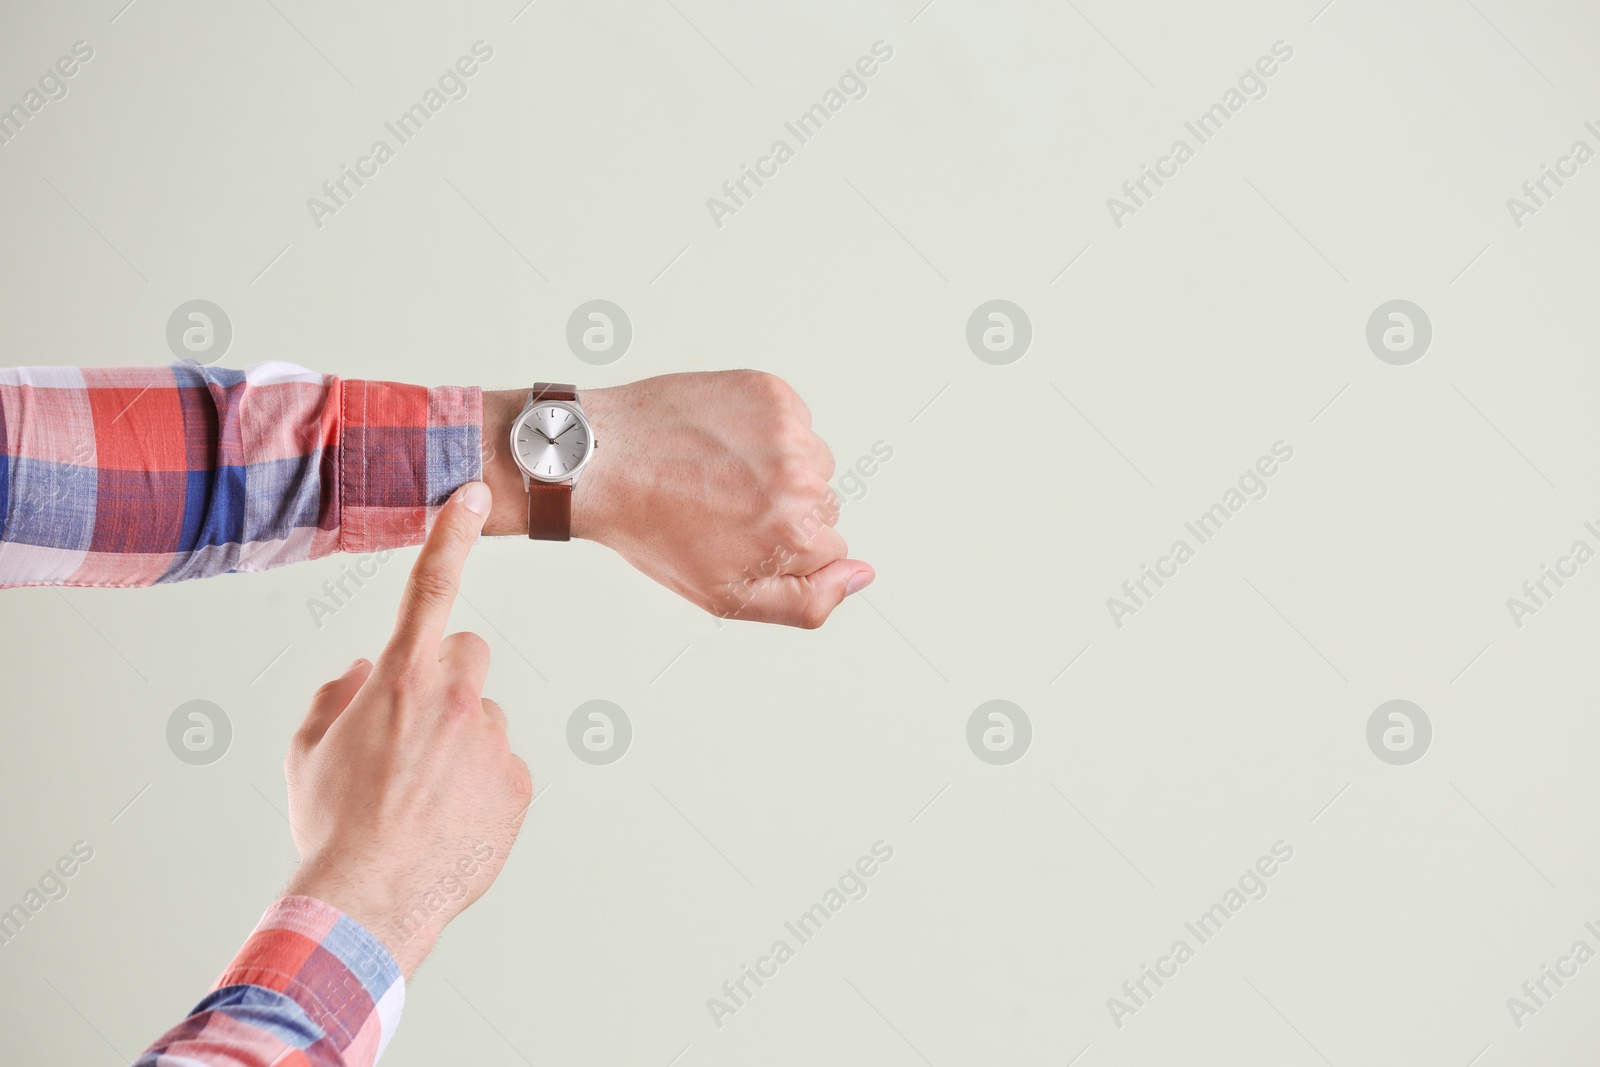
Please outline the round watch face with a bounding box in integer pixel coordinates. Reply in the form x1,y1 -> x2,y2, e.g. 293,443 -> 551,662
511,401 -> 593,482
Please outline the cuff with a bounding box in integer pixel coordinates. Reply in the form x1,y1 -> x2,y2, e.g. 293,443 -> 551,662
195,896 -> 406,1066
338,378 -> 483,554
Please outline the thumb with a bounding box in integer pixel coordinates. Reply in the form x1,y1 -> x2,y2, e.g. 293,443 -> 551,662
734,558 -> 874,629
294,658 -> 375,750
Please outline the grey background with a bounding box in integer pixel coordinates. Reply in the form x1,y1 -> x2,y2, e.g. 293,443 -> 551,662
1,0 -> 1597,1063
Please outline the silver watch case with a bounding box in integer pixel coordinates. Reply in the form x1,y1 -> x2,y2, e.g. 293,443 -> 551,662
509,398 -> 596,487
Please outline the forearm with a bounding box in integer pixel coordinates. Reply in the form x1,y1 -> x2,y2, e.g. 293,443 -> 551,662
0,363 -> 480,589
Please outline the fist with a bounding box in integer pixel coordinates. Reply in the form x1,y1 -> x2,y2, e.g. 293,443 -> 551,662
572,370 -> 874,627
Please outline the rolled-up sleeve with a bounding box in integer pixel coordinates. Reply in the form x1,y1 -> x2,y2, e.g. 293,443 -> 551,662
0,361 -> 482,588
133,895 -> 406,1067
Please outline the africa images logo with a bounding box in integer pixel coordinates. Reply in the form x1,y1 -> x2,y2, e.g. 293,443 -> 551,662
705,42 -> 894,229
1105,41 -> 1294,229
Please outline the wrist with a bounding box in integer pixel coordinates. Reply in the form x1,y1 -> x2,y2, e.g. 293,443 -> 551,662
570,386 -> 619,543
283,858 -> 437,978
480,389 -> 531,538
481,385 -> 621,543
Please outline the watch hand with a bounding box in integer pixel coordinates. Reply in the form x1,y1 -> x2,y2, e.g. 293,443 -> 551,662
530,427 -> 555,443
553,422 -> 580,441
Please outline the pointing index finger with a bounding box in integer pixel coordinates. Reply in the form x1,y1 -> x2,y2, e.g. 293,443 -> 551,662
388,481 -> 492,660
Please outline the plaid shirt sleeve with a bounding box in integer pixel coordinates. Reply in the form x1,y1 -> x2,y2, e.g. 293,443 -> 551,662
134,895 -> 406,1067
0,361 -> 482,588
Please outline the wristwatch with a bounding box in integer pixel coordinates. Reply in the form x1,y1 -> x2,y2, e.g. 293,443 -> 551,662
508,382 -> 596,541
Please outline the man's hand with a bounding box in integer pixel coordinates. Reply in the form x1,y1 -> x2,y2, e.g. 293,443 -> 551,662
282,481 -> 532,978
483,371 -> 874,627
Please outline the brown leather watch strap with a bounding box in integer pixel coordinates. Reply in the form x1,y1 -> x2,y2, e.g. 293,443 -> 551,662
526,382 -> 577,542
527,481 -> 572,541
529,382 -> 576,403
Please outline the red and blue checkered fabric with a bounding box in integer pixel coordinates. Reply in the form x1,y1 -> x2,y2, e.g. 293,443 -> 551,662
134,896 -> 406,1067
0,361 -> 481,588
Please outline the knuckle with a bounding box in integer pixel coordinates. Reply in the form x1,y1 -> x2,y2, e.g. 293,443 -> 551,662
439,509 -> 479,548
776,457 -> 813,493
445,677 -> 484,713
781,419 -> 813,453
508,759 -> 535,803
749,370 -> 792,403
407,568 -> 459,607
